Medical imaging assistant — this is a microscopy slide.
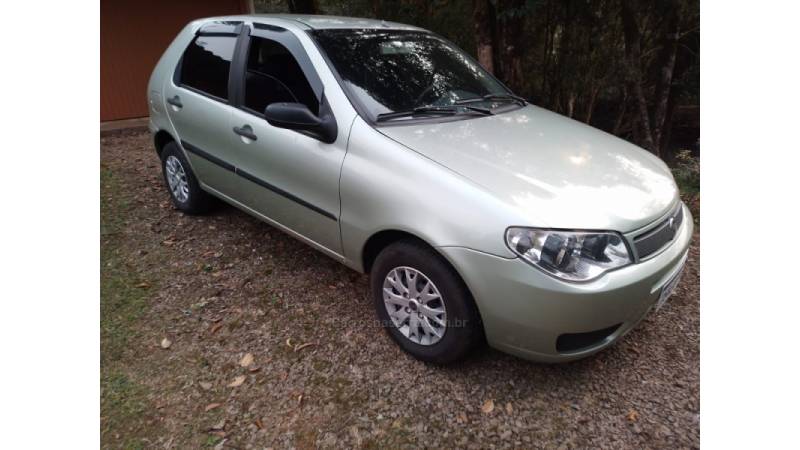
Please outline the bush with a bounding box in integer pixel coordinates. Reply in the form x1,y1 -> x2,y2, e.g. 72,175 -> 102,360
671,149 -> 700,220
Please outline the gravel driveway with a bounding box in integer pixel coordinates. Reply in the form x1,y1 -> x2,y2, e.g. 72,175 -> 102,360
101,130 -> 700,449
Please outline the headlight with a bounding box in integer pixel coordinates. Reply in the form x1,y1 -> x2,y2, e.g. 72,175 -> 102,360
505,227 -> 632,281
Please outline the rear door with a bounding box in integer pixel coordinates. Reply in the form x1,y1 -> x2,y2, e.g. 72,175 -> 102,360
227,24 -> 347,255
163,22 -> 242,197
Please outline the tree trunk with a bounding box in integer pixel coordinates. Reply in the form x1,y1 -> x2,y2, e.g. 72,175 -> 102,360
620,0 -> 656,153
472,0 -> 496,74
583,84 -> 601,124
651,0 -> 680,155
541,0 -> 554,96
287,0 -> 318,14
612,87 -> 629,135
660,83 -> 678,160
496,0 -> 526,92
566,92 -> 577,118
554,0 -> 574,114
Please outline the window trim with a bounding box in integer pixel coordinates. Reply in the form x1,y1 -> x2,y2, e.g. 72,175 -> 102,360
172,22 -> 245,105
229,22 -> 338,145
232,25 -> 302,118
250,24 -> 325,102
229,24 -> 251,107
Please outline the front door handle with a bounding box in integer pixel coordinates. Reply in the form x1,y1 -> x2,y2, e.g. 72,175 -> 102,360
167,95 -> 183,108
233,125 -> 258,141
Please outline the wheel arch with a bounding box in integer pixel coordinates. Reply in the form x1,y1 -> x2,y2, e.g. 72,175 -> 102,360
153,129 -> 176,157
362,229 -> 424,274
362,228 -> 487,344
360,229 -> 476,299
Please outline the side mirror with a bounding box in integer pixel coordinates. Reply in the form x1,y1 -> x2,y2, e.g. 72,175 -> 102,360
264,102 -> 337,143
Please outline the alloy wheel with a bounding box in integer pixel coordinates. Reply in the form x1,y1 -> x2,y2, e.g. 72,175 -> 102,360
382,266 -> 447,345
165,155 -> 189,203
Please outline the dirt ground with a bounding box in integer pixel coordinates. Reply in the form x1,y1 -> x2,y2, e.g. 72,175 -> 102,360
100,130 -> 700,449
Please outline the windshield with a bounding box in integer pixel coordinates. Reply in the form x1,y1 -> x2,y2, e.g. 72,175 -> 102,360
311,29 -> 516,122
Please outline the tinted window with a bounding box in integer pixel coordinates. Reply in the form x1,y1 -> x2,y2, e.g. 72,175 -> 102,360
312,29 -> 509,120
180,35 -> 236,100
244,36 -> 318,115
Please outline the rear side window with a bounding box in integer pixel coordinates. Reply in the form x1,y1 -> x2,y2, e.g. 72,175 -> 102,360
244,36 -> 318,115
179,35 -> 236,100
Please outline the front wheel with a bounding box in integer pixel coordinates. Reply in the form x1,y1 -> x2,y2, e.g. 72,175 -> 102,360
370,239 -> 483,364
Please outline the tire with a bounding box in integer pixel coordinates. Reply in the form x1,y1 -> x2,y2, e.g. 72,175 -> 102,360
160,142 -> 213,214
370,239 -> 483,364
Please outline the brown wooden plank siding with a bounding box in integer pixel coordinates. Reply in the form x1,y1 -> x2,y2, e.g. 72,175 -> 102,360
101,0 -> 251,121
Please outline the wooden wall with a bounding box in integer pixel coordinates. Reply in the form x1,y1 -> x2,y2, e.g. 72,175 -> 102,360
101,0 -> 251,121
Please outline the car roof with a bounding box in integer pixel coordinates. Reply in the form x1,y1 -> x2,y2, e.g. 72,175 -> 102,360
203,14 -> 424,31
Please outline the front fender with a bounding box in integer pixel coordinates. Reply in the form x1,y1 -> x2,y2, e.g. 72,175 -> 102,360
339,118 -> 525,272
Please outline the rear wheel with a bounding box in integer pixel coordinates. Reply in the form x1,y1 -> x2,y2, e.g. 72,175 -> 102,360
370,239 -> 482,364
160,142 -> 212,214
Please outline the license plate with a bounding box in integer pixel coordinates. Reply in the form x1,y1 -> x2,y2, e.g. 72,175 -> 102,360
656,262 -> 686,311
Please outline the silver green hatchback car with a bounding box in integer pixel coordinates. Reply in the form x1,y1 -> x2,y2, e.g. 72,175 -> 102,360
148,14 -> 692,364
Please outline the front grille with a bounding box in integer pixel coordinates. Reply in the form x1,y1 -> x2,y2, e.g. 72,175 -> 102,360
634,203 -> 684,259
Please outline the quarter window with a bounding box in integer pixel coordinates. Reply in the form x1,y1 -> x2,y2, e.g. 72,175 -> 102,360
244,37 -> 319,115
179,35 -> 236,100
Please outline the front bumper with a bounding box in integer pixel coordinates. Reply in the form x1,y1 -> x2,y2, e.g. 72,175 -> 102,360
438,204 -> 694,363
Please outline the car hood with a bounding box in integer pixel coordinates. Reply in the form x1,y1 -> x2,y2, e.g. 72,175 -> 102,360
377,105 -> 679,232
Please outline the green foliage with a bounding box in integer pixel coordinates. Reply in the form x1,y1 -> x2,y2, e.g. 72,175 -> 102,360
671,149 -> 700,195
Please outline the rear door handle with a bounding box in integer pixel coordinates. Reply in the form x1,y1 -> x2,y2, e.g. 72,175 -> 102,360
233,125 -> 257,141
167,95 -> 183,108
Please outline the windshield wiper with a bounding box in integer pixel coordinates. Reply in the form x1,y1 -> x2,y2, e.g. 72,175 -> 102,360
375,105 -> 493,122
454,93 -> 527,106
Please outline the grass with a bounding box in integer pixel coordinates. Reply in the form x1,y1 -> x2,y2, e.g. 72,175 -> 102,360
100,166 -> 163,447
100,257 -> 150,363
204,435 -> 224,448
100,371 -> 149,450
101,167 -> 148,363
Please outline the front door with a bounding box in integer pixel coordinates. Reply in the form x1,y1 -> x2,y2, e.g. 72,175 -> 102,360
164,26 -> 241,197
228,28 -> 347,255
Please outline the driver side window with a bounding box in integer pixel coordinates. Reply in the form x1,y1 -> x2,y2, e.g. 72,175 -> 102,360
244,37 -> 319,116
